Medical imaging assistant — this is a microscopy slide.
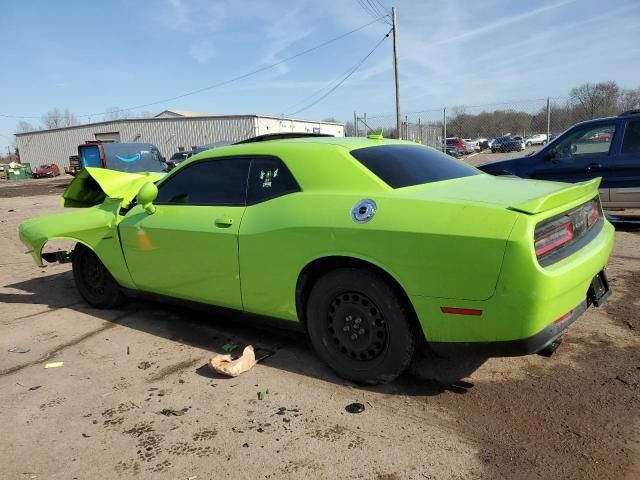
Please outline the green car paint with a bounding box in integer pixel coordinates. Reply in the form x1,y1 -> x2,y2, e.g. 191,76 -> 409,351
18,137 -> 614,355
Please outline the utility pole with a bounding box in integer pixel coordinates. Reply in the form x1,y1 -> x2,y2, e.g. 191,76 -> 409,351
442,107 -> 447,152
391,6 -> 401,139
353,111 -> 358,137
546,97 -> 551,143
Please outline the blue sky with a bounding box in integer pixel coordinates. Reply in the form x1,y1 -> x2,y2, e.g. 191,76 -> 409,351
1,0 -> 640,151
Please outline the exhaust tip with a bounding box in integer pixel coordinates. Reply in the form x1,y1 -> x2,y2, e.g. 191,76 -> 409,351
537,338 -> 563,357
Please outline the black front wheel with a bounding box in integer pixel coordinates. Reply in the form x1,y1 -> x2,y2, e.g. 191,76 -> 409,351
72,244 -> 125,308
306,268 -> 416,385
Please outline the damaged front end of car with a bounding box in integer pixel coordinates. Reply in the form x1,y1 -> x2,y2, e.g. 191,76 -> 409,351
18,168 -> 164,285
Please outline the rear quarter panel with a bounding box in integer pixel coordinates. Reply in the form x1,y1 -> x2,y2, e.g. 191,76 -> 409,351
238,191 -> 518,320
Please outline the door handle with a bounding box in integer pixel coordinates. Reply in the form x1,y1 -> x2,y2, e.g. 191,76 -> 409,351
214,217 -> 234,227
586,163 -> 602,171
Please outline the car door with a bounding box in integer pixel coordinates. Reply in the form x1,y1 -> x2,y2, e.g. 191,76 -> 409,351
527,122 -> 617,193
118,157 -> 250,309
609,118 -> 640,206
237,156 -> 302,319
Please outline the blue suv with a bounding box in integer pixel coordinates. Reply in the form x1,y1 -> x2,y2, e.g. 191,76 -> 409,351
478,111 -> 640,208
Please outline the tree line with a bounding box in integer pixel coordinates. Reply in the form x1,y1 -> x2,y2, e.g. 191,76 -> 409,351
444,81 -> 640,139
15,107 -> 154,134
349,81 -> 640,140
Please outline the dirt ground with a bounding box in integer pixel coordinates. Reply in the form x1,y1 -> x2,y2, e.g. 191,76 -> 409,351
1,180 -> 640,480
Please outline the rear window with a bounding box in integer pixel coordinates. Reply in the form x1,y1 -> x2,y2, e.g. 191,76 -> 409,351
351,145 -> 479,188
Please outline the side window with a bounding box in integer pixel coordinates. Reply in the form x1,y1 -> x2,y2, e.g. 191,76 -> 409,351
555,124 -> 616,160
156,158 -> 250,206
621,120 -> 640,154
246,157 -> 299,204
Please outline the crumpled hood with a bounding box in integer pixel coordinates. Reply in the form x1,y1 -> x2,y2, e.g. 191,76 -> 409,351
62,167 -> 165,208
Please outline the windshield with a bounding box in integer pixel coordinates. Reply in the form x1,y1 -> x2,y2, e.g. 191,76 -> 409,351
351,144 -> 479,189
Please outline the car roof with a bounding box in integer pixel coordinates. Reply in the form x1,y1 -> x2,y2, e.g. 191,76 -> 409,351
185,136 -> 428,170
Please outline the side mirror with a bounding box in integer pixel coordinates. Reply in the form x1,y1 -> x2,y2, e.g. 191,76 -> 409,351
137,182 -> 158,215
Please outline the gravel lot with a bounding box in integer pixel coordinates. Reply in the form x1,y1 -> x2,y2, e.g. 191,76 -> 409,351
1,178 -> 639,479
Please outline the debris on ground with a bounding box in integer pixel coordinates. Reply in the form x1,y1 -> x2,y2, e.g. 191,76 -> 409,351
29,385 -> 41,391
8,346 -> 30,353
253,347 -> 276,362
258,388 -> 269,400
345,402 -> 365,414
159,407 -> 189,417
209,345 -> 257,377
44,361 -> 64,369
137,361 -> 152,370
222,342 -> 239,353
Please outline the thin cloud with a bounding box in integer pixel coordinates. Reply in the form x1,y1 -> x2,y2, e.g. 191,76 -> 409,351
433,0 -> 578,46
189,41 -> 215,65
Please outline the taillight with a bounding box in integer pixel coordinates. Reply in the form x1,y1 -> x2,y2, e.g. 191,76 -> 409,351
587,201 -> 599,227
534,198 -> 602,262
535,222 -> 574,257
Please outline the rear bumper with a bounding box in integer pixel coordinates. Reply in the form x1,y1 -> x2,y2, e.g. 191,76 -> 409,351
428,299 -> 589,357
409,213 -> 614,353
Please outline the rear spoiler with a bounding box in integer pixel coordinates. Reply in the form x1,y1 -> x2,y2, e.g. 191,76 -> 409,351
509,178 -> 601,215
62,167 -> 165,208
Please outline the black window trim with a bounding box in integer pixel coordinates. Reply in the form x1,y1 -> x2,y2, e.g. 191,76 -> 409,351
154,154 -> 300,207
621,118 -> 640,156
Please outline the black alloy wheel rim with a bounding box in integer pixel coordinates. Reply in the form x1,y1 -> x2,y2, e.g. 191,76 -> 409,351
326,291 -> 388,362
81,254 -> 109,297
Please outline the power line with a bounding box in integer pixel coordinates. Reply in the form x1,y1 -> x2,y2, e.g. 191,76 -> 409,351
356,0 -> 391,25
0,16 -> 388,121
366,0 -> 388,17
285,29 -> 392,117
372,0 -> 391,15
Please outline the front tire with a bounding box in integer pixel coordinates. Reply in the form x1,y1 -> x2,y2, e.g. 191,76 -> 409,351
306,268 -> 416,385
72,244 -> 125,308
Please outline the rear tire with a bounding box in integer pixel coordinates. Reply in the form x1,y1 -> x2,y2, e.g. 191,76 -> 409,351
72,244 -> 125,308
306,268 -> 416,385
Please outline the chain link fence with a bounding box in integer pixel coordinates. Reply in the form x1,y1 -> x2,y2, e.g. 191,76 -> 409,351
349,96 -> 630,150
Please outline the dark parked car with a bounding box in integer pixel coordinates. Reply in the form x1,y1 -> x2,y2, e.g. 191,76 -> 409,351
33,163 -> 61,178
77,141 -> 166,173
166,151 -> 194,170
477,111 -> 640,208
491,136 -> 524,153
445,137 -> 468,155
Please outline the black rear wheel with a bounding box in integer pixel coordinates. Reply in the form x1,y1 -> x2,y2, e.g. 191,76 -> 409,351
72,244 -> 125,308
306,268 -> 416,385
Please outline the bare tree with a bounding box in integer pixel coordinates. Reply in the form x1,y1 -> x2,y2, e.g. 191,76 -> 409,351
619,87 -> 640,112
104,107 -> 132,121
344,120 -> 356,136
16,121 -> 37,133
42,108 -> 63,129
63,108 -> 79,127
569,81 -> 620,119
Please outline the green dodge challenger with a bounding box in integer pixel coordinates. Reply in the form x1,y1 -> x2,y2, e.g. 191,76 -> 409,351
19,135 -> 614,384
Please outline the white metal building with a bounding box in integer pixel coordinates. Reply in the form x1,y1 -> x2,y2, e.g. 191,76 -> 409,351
15,112 -> 344,170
